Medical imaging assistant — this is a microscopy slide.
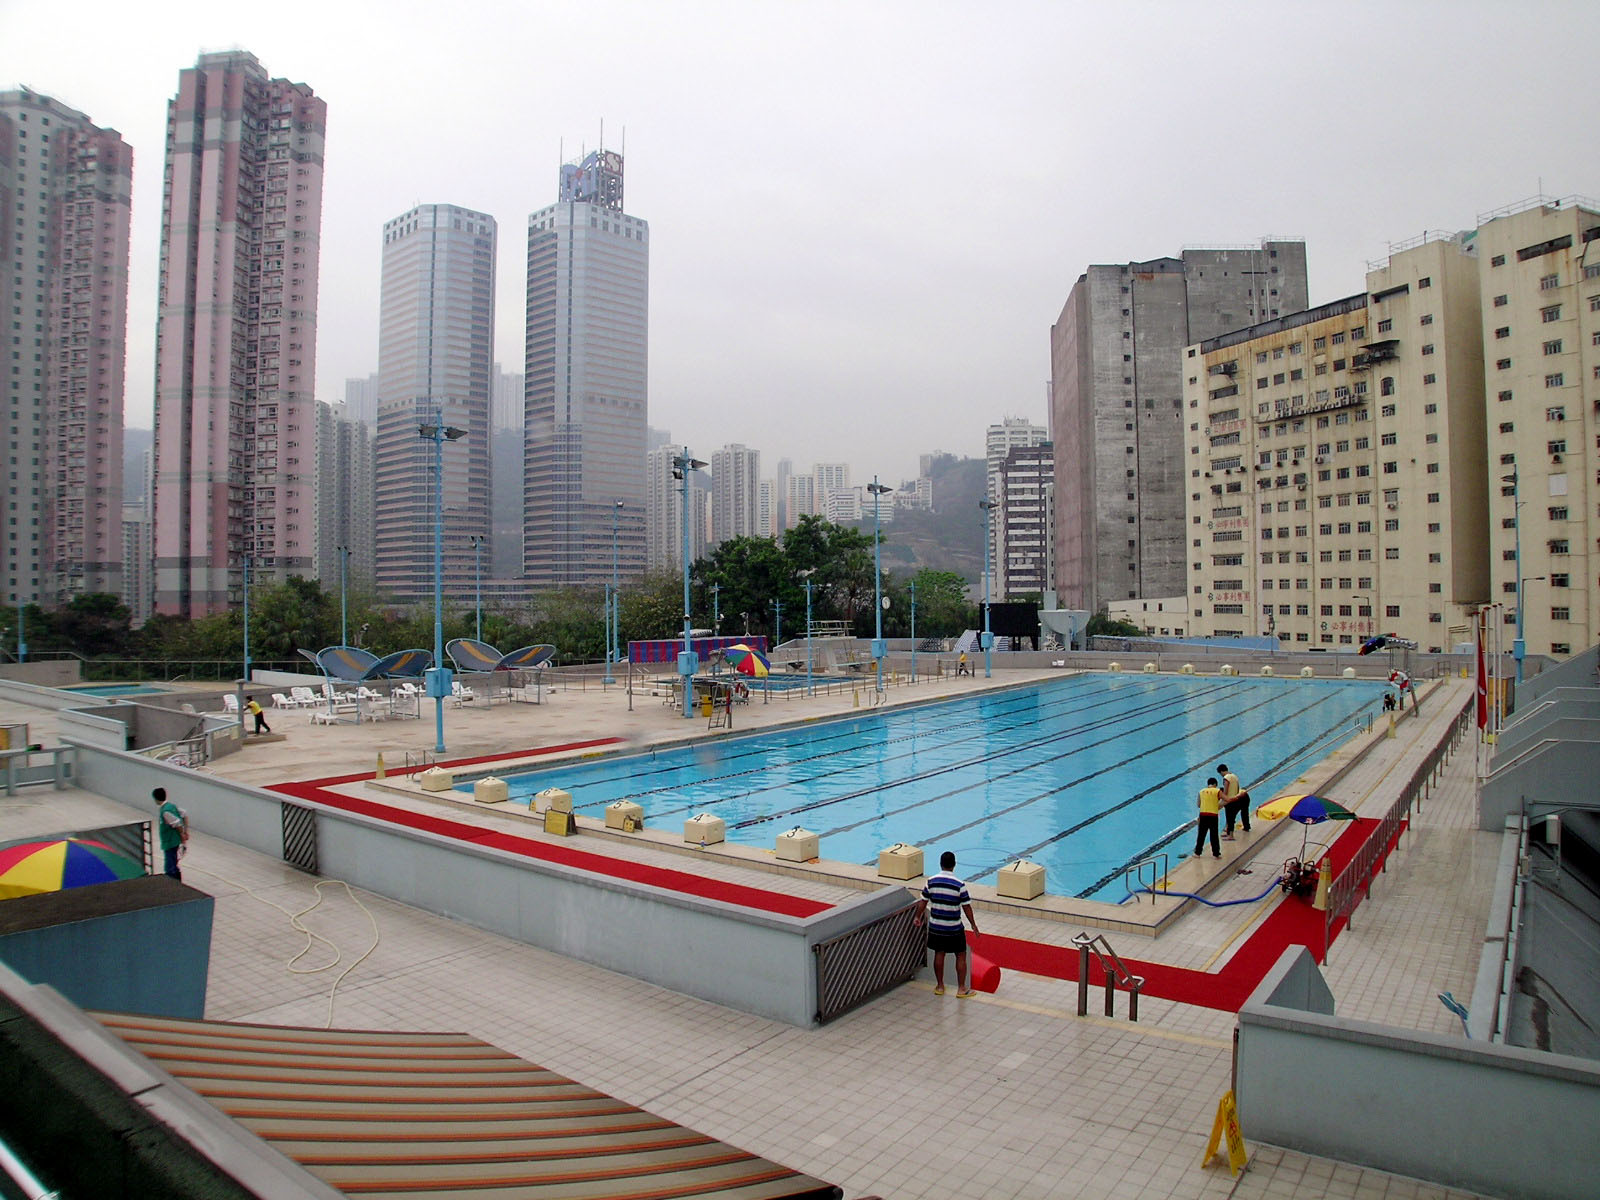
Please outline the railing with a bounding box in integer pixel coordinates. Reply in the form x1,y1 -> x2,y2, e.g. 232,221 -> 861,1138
1122,852 -> 1170,904
812,899 -> 925,1024
1323,693 -> 1473,957
1072,931 -> 1144,1021
0,744 -> 76,794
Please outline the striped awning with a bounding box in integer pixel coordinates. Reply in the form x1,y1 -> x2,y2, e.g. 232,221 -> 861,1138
98,1014 -> 840,1199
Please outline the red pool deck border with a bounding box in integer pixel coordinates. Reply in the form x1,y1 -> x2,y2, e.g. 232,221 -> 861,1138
272,744 -> 1406,1012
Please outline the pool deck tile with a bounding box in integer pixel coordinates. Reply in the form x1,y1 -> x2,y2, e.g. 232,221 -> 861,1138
0,669 -> 1497,1199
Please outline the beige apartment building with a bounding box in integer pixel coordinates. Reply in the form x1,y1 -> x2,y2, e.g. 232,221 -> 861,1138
1473,199 -> 1600,665
1182,236 -> 1488,651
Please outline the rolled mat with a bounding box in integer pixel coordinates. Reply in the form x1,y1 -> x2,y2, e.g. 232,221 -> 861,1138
969,939 -> 1002,993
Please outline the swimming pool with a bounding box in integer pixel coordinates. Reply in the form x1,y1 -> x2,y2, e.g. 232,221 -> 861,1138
67,684 -> 165,697
476,674 -> 1384,901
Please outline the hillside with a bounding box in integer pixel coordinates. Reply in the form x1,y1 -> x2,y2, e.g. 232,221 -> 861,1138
860,454 -> 987,584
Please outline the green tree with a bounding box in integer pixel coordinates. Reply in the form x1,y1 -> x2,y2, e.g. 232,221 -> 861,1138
248,577 -> 338,660
51,592 -> 133,659
1086,611 -> 1144,639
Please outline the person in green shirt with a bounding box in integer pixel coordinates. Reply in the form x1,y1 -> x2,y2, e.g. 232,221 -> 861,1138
154,786 -> 188,880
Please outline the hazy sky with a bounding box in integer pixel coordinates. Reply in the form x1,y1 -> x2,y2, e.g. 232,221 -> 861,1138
7,0 -> 1599,484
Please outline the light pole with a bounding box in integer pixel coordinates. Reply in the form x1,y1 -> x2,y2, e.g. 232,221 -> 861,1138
909,578 -> 918,682
242,554 -> 252,683
338,545 -> 350,646
469,535 -> 484,643
14,600 -> 25,664
712,582 -> 721,638
420,419 -> 467,753
799,568 -> 816,698
979,498 -> 998,678
608,500 -> 623,683
773,598 -> 782,654
868,477 -> 892,694
673,449 -> 707,718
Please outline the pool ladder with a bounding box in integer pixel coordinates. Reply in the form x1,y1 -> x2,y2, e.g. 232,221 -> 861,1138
1072,931 -> 1144,1022
1123,853 -> 1171,903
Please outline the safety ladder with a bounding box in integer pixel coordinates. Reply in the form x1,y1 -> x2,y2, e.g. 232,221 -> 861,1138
1072,931 -> 1145,1022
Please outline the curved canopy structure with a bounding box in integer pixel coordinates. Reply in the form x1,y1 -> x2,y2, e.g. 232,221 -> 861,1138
447,639 -> 556,672
370,649 -> 432,678
315,646 -> 381,682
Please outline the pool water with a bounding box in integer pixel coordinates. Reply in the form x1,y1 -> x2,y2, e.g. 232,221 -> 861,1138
68,684 -> 164,696
479,674 -> 1384,901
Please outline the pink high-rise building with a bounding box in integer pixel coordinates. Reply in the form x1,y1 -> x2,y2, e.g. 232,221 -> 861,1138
0,90 -> 131,609
152,51 -> 325,616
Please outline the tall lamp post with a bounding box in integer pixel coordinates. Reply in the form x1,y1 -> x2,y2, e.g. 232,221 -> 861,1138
338,545 -> 350,646
868,477 -> 892,694
909,578 -> 918,682
773,598 -> 782,654
469,535 -> 484,643
979,498 -> 998,678
242,554 -> 252,684
601,499 -> 620,684
673,449 -> 707,718
420,419 -> 466,753
799,568 -> 816,698
1502,467 -> 1527,683
14,599 -> 25,664
712,582 -> 721,638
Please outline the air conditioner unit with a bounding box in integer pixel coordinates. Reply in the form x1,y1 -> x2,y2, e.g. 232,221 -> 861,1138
1314,456 -> 1326,465
1297,484 -> 1307,492
1386,502 -> 1398,510
1552,453 -> 1563,463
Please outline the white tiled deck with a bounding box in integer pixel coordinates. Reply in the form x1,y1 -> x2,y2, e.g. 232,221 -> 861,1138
0,671 -> 1497,1199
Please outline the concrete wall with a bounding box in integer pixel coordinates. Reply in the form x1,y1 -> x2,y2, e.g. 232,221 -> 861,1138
0,660 -> 80,687
1238,948 -> 1600,1200
1493,690 -> 1600,758
1481,738 -> 1600,830
57,708 -> 130,750
1518,644 -> 1599,706
66,742 -> 912,1027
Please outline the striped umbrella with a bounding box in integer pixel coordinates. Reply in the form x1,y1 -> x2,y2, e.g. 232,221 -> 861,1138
724,644 -> 770,678
0,838 -> 146,899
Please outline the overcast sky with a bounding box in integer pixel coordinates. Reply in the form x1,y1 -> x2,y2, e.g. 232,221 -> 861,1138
7,0 -> 1599,485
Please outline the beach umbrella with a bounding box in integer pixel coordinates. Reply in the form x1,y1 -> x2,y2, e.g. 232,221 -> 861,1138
724,644 -> 770,678
0,838 -> 145,900
1255,793 -> 1357,859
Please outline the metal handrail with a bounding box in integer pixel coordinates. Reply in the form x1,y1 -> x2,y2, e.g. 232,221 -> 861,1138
1122,852 -> 1170,904
1072,931 -> 1144,1021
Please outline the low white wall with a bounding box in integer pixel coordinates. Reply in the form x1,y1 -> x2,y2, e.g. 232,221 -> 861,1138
1238,948 -> 1600,1200
1481,738 -> 1600,831
65,742 -> 908,1026
57,708 -> 130,751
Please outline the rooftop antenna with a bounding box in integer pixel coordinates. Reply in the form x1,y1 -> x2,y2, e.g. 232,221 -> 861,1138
599,117 -> 604,152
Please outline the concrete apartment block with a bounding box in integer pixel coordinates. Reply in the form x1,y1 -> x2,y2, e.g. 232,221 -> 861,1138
524,149 -> 648,588
373,203 -> 495,605
645,443 -> 707,571
1182,236 -> 1487,651
710,443 -> 760,548
1474,198 -> 1600,662
1,90 -> 131,609
998,441 -> 1053,599
151,51 -> 325,617
314,402 -> 374,593
1052,241 -> 1308,616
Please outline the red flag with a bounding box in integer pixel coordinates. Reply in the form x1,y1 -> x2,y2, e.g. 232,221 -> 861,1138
1476,610 -> 1488,730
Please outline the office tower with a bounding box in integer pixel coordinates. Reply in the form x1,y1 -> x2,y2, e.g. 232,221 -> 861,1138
998,442 -> 1054,599
757,479 -> 778,538
315,401 -> 375,593
492,363 -> 523,433
986,417 -> 1047,581
119,449 -> 153,625
1051,240 -> 1309,615
343,373 -> 379,427
710,443 -> 760,546
373,203 -> 495,603
1182,234 -> 1487,651
151,51 -> 325,617
813,462 -> 850,502
826,488 -> 864,524
524,148 -> 648,587
784,473 -> 816,529
774,457 -> 792,530
646,443 -> 706,570
1,90 -> 131,609
1475,198 -> 1600,661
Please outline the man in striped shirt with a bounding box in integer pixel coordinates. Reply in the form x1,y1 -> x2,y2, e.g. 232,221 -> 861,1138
915,851 -> 981,997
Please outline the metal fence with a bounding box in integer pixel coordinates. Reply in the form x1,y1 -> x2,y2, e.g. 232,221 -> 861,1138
812,898 -> 926,1024
1323,693 -> 1474,957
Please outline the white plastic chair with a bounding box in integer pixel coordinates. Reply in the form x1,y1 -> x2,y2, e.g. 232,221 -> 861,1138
221,694 -> 240,713
271,693 -> 295,710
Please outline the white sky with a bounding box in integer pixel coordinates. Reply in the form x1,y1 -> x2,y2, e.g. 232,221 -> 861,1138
6,0 -> 1599,485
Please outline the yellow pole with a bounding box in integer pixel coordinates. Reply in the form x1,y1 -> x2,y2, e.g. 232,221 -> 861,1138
375,752 -> 386,779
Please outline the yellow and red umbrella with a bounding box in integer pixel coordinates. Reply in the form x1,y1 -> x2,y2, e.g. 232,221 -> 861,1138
0,838 -> 145,899
724,644 -> 770,678
1255,793 -> 1357,859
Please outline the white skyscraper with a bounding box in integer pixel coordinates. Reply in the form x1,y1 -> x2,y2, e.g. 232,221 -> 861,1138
524,148 -> 648,586
373,203 -> 496,602
711,444 -> 760,547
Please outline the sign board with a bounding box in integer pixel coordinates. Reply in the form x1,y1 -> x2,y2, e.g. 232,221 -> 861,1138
1203,1090 -> 1248,1176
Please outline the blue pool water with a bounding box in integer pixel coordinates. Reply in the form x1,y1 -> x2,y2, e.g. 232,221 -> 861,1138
478,674 -> 1384,901
68,684 -> 163,696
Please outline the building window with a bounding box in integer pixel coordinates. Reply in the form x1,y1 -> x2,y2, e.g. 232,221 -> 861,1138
1381,404 -> 1396,417
1543,339 -> 1563,355
1494,327 -> 1511,339
1550,573 -> 1569,587
1376,318 -> 1392,333
1417,276 -> 1431,289
1422,374 -> 1437,385
1499,422 -> 1514,433
1547,406 -> 1565,421
1490,254 -> 1505,267
1545,373 -> 1564,388
1551,608 -> 1570,622
1497,358 -> 1512,370
1552,643 -> 1572,656
1498,389 -> 1513,402
1420,313 -> 1433,325
1541,305 -> 1561,322
1540,273 -> 1559,290
1548,506 -> 1568,521
1386,605 -> 1400,618
1493,294 -> 1508,306
1550,539 -> 1570,555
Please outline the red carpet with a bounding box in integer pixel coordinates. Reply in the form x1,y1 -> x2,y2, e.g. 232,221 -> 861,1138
979,817 -> 1402,1012
270,742 -> 832,921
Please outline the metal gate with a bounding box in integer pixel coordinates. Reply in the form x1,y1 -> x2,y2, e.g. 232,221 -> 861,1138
281,802 -> 318,874
812,900 -> 926,1024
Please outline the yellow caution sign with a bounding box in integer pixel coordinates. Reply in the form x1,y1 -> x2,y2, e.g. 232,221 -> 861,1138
1203,1090 -> 1248,1176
